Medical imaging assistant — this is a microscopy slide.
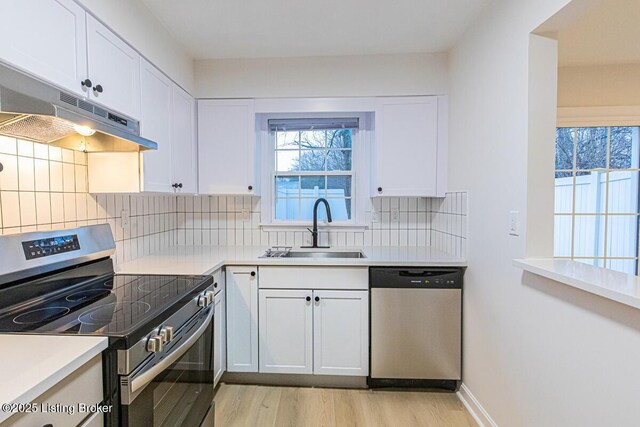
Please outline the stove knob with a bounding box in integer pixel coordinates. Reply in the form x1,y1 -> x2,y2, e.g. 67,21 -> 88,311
147,335 -> 163,353
205,290 -> 215,305
197,294 -> 208,307
160,326 -> 174,343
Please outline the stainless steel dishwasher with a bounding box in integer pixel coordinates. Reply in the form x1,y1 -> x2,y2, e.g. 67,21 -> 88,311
369,267 -> 463,390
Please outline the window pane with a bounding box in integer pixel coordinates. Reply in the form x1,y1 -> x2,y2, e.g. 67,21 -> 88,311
608,170 -> 640,213
327,129 -> 353,149
610,127 -> 636,169
300,198 -> 351,221
299,150 -> 327,171
576,127 -> 607,170
606,216 -> 638,258
574,171 -> 606,214
275,198 -> 300,220
275,176 -> 299,198
327,150 -> 352,171
327,176 -> 352,198
276,150 -> 299,172
554,173 -> 574,214
606,259 -> 637,275
299,130 -> 326,149
301,176 -> 326,198
554,215 -> 572,257
556,128 -> 574,170
573,215 -> 605,257
276,131 -> 299,149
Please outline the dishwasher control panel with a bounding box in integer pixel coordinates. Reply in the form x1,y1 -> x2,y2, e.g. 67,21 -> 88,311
369,267 -> 463,289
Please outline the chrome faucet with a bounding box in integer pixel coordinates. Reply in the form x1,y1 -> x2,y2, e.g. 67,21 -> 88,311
303,198 -> 332,248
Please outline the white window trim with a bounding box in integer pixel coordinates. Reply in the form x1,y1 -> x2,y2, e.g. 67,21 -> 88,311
258,112 -> 372,231
554,121 -> 640,275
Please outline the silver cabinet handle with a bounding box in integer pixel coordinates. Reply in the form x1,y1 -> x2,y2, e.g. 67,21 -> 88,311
130,307 -> 213,394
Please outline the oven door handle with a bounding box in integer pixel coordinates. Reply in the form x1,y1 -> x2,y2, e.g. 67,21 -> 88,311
130,307 -> 213,394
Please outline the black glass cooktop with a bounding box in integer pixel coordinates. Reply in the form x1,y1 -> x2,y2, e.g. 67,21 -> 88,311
0,273 -> 211,339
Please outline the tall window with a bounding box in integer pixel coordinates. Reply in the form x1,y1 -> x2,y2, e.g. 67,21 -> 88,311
554,126 -> 640,274
270,118 -> 357,222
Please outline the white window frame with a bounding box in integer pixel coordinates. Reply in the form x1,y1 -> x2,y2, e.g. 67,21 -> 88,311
258,112 -> 371,230
554,109 -> 640,275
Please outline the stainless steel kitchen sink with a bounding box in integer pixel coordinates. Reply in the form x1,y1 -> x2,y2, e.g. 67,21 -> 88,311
285,250 -> 366,259
260,249 -> 366,259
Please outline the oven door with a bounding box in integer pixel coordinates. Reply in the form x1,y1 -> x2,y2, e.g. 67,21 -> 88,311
120,305 -> 214,427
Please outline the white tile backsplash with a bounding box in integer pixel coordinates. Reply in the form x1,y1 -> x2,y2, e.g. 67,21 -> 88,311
173,192 -> 467,258
0,138 -> 177,267
0,140 -> 468,264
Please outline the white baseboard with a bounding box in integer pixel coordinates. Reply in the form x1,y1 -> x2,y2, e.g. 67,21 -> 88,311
457,383 -> 498,427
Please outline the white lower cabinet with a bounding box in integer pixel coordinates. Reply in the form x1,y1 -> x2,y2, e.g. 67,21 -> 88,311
257,287 -> 369,376
3,355 -> 103,427
226,266 -> 259,372
213,287 -> 226,387
258,290 -> 313,374
313,290 -> 369,376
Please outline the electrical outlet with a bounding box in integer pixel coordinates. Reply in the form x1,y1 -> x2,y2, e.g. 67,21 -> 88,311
121,209 -> 129,228
391,208 -> 400,222
509,211 -> 519,236
371,210 -> 379,223
241,209 -> 250,221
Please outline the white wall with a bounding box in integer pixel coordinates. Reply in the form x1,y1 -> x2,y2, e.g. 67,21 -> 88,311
77,0 -> 195,93
449,0 -> 640,425
558,63 -> 640,107
194,53 -> 448,98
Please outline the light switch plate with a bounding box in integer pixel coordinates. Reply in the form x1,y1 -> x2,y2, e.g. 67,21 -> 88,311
121,209 -> 129,228
241,209 -> 250,221
371,210 -> 379,223
509,210 -> 519,236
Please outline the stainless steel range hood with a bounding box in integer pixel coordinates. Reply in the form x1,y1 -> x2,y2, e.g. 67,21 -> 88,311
0,62 -> 157,152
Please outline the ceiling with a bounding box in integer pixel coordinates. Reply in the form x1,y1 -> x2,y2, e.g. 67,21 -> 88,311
140,0 -> 495,59
557,0 -> 640,67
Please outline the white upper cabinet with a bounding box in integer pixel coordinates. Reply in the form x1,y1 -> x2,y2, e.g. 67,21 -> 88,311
171,85 -> 197,194
0,0 -> 88,97
198,99 -> 257,195
86,15 -> 141,119
140,59 -> 172,193
373,96 -> 448,197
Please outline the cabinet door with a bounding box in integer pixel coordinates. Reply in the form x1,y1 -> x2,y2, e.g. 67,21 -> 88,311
226,266 -> 258,372
374,96 -> 443,197
139,59 -> 173,193
259,289 -> 313,374
0,0 -> 88,97
171,85 -> 197,194
313,290 -> 369,376
197,99 -> 257,195
86,15 -> 141,118
213,289 -> 226,387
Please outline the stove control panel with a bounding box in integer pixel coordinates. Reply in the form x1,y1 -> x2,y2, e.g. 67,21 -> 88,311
22,234 -> 81,260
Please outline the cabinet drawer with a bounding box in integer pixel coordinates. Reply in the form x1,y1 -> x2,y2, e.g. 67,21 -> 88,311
3,355 -> 103,427
259,267 -> 368,290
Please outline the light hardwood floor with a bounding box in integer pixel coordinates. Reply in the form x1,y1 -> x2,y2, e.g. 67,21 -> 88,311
214,383 -> 478,427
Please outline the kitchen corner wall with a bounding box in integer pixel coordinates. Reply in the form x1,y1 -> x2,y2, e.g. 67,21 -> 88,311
174,191 -> 468,258
0,137 -> 176,266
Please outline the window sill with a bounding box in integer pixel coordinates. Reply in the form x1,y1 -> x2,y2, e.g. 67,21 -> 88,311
513,258 -> 640,310
260,223 -> 368,232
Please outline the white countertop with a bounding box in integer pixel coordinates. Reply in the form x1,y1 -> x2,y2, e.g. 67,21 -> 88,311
0,335 -> 107,423
117,246 -> 467,275
514,258 -> 640,310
